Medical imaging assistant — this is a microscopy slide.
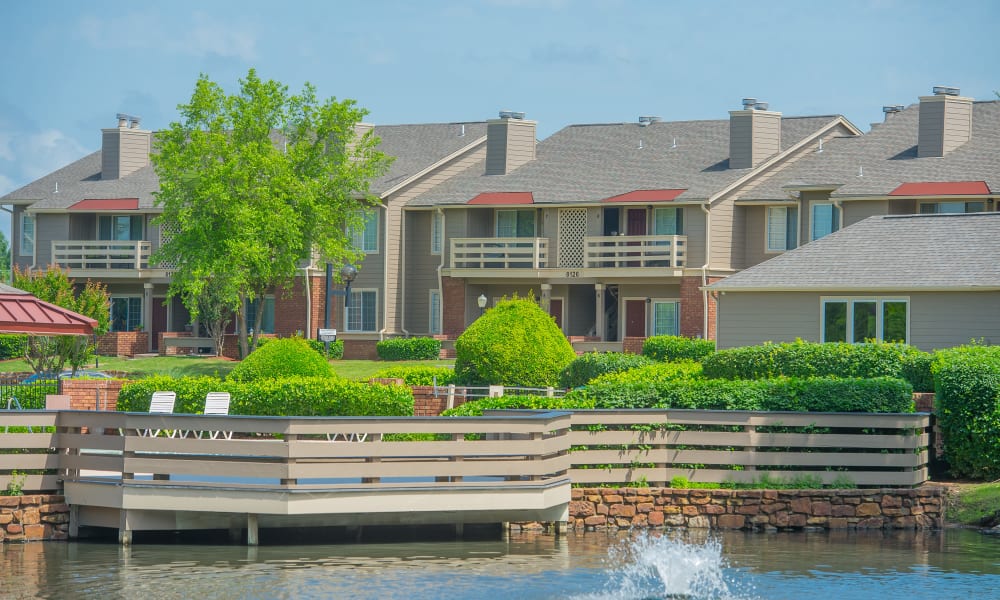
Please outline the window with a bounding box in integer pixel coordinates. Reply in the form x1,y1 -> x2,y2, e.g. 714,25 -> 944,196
351,210 -> 378,253
496,209 -> 535,238
652,301 -> 680,336
766,206 -> 798,252
20,214 -> 34,256
245,296 -> 275,334
429,290 -> 441,334
110,297 -> 142,332
821,297 -> 907,344
98,215 -> 143,241
919,201 -> 986,214
346,290 -> 377,332
811,203 -> 839,241
430,212 -> 443,254
653,207 -> 683,235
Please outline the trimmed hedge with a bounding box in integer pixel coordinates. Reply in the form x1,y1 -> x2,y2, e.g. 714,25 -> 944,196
566,375 -> 913,412
370,365 -> 456,386
306,338 -> 344,360
118,375 -> 413,417
228,337 -> 335,382
0,335 -> 27,360
701,341 -> 934,392
441,394 -> 595,417
558,352 -> 654,389
376,337 -> 442,360
932,345 -> 1000,479
642,335 -> 716,362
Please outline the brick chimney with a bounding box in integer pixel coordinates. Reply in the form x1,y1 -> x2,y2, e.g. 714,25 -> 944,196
918,86 -> 973,158
729,99 -> 781,169
101,113 -> 151,180
485,110 -> 536,175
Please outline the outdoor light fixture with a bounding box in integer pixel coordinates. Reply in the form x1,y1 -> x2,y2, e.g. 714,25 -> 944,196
477,293 -> 488,316
341,265 -> 358,308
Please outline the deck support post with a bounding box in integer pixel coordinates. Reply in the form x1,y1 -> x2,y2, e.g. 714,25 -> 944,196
247,514 -> 258,546
118,509 -> 132,546
68,505 -> 79,538
455,523 -> 464,539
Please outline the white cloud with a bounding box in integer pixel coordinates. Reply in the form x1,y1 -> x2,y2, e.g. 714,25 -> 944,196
77,10 -> 258,61
0,128 -> 90,194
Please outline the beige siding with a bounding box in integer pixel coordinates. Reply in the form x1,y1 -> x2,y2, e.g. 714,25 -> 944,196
909,291 -> 1000,350
485,119 -> 535,175
709,199 -> 735,269
69,214 -> 94,240
35,214 -> 70,267
842,200 -> 888,228
682,206 -> 706,268
403,211 -> 443,333
101,130 -> 121,180
742,205 -> 769,269
716,292 -> 820,349
889,199 -> 917,215
800,190 -> 833,243
12,206 -> 31,270
729,111 -> 781,169
918,95 -> 972,157
101,128 -> 150,180
586,207 -> 602,235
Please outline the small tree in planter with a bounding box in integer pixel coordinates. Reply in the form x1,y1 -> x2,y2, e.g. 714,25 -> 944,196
454,296 -> 575,388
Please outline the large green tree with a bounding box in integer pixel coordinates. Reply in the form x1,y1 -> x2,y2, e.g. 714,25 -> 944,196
0,230 -> 10,282
12,266 -> 110,374
151,69 -> 392,357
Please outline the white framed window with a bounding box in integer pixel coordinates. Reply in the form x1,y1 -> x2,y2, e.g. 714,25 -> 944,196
351,210 -> 378,253
811,202 -> 839,241
109,296 -> 142,332
766,206 -> 798,252
246,296 -> 275,334
821,296 -> 908,344
652,300 -> 680,336
346,289 -> 377,332
919,201 -> 985,214
653,207 -> 683,235
430,212 -> 443,255
428,290 -> 441,334
496,209 -> 535,238
20,214 -> 34,256
98,215 -> 143,241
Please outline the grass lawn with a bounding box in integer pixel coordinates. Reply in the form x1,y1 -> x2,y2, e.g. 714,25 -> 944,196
947,482 -> 1000,526
0,355 -> 453,381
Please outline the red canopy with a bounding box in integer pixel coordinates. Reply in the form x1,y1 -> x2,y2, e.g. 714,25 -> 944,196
0,283 -> 98,336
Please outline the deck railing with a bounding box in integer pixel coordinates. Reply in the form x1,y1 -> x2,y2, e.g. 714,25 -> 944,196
51,240 -> 152,271
449,238 -> 549,269
584,235 -> 686,268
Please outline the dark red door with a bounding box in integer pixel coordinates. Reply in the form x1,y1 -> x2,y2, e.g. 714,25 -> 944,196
151,297 -> 168,351
549,298 -> 563,331
625,300 -> 646,338
626,209 -> 646,266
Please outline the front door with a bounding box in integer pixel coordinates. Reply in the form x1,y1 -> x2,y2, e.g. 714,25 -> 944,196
625,300 -> 646,338
549,298 -> 564,331
151,297 -> 168,351
626,209 -> 646,266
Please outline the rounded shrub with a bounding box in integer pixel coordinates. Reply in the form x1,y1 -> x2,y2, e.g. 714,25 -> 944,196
932,345 -> 1000,480
376,337 -> 441,360
0,334 -> 27,360
228,337 -> 335,382
642,335 -> 716,362
558,352 -> 654,389
453,298 -> 576,387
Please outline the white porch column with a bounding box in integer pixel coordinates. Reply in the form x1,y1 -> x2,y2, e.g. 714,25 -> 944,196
540,283 -> 552,314
143,283 -> 153,353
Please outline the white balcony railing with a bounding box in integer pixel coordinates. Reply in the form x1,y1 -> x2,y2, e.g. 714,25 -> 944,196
51,240 -> 152,271
450,237 -> 549,269
584,235 -> 685,268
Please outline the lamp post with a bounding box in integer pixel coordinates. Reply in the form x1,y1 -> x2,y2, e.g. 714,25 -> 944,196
477,293 -> 488,317
340,265 -> 358,308
323,264 -> 358,355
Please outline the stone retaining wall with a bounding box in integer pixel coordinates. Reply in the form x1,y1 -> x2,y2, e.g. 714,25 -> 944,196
569,487 -> 945,531
0,495 -> 69,543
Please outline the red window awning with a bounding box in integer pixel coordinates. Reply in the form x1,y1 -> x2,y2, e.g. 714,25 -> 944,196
68,198 -> 139,210
466,192 -> 534,205
602,189 -> 687,203
889,181 -> 990,196
0,284 -> 98,336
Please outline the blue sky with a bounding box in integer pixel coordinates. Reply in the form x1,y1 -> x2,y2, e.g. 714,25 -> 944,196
1,0 -> 998,241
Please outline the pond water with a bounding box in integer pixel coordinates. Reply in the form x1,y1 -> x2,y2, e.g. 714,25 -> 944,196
1,528 -> 998,599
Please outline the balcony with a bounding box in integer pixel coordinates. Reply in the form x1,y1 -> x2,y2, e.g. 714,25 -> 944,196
51,240 -> 162,278
446,235 -> 686,279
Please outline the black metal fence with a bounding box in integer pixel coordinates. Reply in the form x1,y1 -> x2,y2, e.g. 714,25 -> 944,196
0,375 -> 61,410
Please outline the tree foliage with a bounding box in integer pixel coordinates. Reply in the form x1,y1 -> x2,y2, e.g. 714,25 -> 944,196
11,266 -> 110,374
151,69 -> 392,357
0,230 -> 10,282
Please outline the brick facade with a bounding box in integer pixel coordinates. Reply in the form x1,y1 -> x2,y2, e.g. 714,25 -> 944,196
273,274 -> 328,339
343,340 -> 379,360
0,495 -> 70,543
96,331 -> 149,357
441,276 -> 466,337
412,385 -> 472,416
61,379 -> 125,411
679,276 -> 720,340
623,337 -> 644,354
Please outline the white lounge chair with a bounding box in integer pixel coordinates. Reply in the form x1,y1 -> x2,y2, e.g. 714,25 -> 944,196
139,391 -> 176,437
201,392 -> 232,440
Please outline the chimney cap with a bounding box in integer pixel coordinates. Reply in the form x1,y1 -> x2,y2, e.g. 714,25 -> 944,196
882,105 -> 905,114
932,86 -> 960,96
115,113 -> 142,128
498,110 -> 525,120
638,116 -> 661,126
741,98 -> 757,109
753,102 -> 769,111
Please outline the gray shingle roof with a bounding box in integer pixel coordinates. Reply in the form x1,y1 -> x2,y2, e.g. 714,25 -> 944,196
0,122 -> 490,210
740,101 -> 1000,201
709,212 -> 1000,291
407,116 -> 843,207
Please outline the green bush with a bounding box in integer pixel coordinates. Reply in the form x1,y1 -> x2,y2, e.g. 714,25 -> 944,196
376,337 -> 441,361
558,352 -> 654,389
0,379 -> 58,410
900,351 -> 935,393
932,345 -> 1000,480
567,375 -> 913,412
454,297 -> 576,387
642,335 -> 716,362
701,340 -> 931,390
228,337 -> 335,382
0,335 -> 27,360
370,365 -> 456,386
118,375 -> 413,417
306,338 -> 344,360
441,394 -> 594,417
571,361 -> 704,408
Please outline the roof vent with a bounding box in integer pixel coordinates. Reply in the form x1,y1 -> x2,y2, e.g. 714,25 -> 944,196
498,110 -> 525,120
638,116 -> 661,127
116,113 -> 141,128
753,102 -> 769,111
932,86 -> 960,96
741,98 -> 757,110
882,105 -> 904,114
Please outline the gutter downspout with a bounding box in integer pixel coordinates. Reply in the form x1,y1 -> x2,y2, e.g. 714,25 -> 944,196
435,208 -> 446,337
399,207 -> 410,337
379,204 -> 390,342
700,204 -> 711,340
303,264 -> 312,339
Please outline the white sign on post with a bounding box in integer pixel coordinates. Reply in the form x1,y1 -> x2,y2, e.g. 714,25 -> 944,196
317,329 -> 337,342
